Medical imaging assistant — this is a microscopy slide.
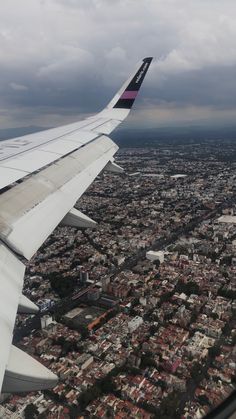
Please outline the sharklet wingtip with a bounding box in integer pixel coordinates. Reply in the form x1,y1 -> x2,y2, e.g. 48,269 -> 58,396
112,57 -> 152,110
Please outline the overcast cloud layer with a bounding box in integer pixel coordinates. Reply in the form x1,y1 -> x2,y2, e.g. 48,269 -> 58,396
0,0 -> 236,129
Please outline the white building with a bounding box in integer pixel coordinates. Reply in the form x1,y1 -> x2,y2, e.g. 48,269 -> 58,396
232,240 -> 236,252
102,277 -> 110,292
76,354 -> 94,370
146,250 -> 164,264
128,316 -> 143,333
41,315 -> 53,329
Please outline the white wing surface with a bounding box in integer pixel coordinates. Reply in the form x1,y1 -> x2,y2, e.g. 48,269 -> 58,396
0,57 -> 152,393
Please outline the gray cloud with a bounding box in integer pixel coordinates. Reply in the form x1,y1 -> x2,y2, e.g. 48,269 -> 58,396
0,0 -> 235,128
10,82 -> 28,91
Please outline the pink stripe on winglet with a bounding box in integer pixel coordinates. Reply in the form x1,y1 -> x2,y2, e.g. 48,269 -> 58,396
121,90 -> 138,99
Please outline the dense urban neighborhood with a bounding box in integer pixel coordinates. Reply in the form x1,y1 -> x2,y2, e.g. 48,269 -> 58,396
1,138 -> 236,419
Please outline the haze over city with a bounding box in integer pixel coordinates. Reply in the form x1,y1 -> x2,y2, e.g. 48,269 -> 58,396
0,0 -> 236,130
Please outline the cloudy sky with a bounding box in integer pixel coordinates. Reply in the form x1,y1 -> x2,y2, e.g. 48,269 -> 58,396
0,0 -> 236,130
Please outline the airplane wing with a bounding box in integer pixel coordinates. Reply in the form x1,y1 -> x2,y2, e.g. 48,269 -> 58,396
0,57 -> 152,393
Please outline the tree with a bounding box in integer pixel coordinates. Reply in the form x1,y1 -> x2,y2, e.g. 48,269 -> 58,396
222,322 -> 231,336
97,376 -> 116,394
49,274 -> 77,298
176,279 -> 200,296
154,259 -> 160,268
220,268 -> 228,278
198,394 -> 211,406
160,291 -> 173,303
191,362 -> 205,382
157,391 -> 182,419
24,404 -> 38,419
106,407 -> 113,418
140,354 -> 156,368
150,324 -> 158,335
69,405 -> 80,419
78,387 -> 101,409
76,324 -> 89,339
190,309 -> 198,323
208,346 -> 220,359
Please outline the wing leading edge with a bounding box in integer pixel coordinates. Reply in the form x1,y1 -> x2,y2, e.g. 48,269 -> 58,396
0,57 -> 153,393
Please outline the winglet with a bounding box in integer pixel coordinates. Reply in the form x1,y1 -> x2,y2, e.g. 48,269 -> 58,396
106,57 -> 153,110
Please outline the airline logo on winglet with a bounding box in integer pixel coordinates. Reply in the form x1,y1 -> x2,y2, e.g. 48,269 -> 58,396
135,61 -> 149,84
114,57 -> 153,109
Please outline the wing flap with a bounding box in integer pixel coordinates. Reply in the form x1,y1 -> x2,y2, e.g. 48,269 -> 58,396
61,208 -> 97,228
2,345 -> 58,393
0,245 -> 25,389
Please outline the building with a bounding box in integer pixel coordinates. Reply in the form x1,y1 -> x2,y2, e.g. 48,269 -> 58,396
41,315 -> 53,329
80,270 -> 89,284
87,288 -> 100,301
102,277 -> 110,292
76,354 -> 94,370
146,250 -> 164,264
128,316 -> 143,333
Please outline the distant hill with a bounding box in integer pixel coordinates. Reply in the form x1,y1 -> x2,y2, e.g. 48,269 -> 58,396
112,126 -> 236,147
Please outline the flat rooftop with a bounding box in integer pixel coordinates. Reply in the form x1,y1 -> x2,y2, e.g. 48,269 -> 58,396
171,174 -> 187,179
64,306 -> 106,328
218,215 -> 236,224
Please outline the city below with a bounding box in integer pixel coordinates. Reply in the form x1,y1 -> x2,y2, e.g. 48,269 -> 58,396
1,137 -> 236,419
